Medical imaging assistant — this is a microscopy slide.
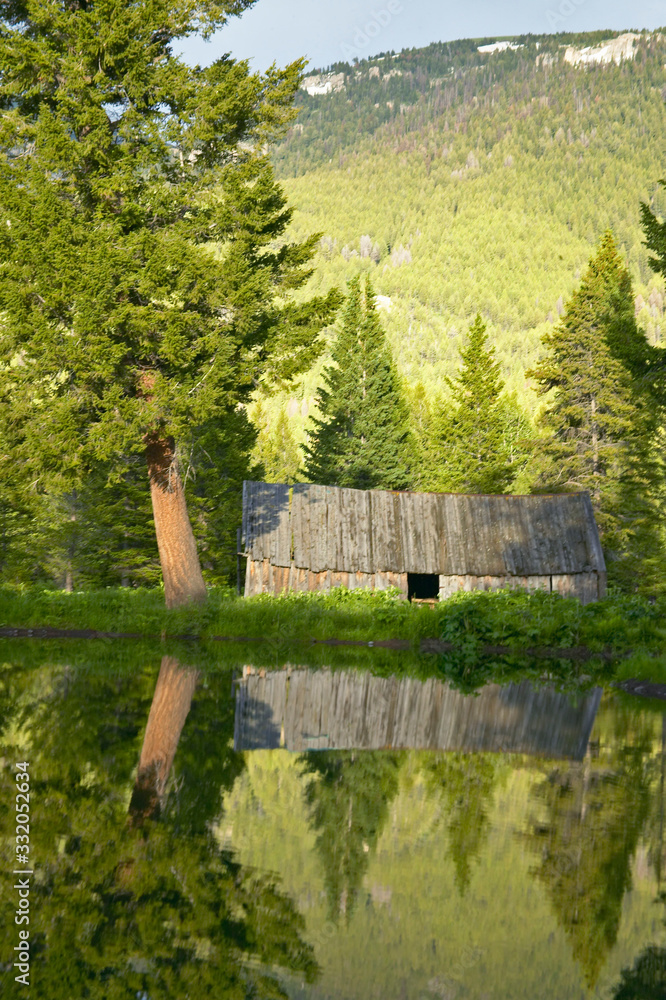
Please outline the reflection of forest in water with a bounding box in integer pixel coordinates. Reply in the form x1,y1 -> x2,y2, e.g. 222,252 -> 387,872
1,649 -> 666,999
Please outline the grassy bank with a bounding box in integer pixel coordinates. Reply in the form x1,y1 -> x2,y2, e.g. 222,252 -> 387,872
2,585 -> 666,687
0,584 -> 665,650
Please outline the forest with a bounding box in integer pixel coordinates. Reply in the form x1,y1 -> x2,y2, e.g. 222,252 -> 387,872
2,18 -> 666,601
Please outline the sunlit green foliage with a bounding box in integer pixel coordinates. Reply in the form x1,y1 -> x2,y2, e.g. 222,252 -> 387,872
528,232 -> 665,586
0,0 -> 340,590
2,25 -> 666,593
301,750 -> 403,922
272,31 -> 666,409
253,401 -> 303,484
523,705 -> 654,988
304,276 -> 411,489
422,315 -> 521,493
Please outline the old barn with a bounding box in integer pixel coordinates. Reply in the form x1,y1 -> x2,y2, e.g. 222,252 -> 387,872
234,668 -> 602,758
241,481 -> 606,603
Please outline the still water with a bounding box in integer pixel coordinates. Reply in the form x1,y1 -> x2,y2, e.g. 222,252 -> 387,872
1,642 -> 666,999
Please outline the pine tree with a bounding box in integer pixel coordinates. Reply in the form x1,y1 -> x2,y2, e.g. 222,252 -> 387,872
641,186 -> 666,324
304,276 -> 411,489
406,382 -> 436,492
37,468 -> 160,591
608,187 -> 666,407
0,405 -> 45,583
0,1 -> 340,606
528,232 -> 664,585
253,402 -> 302,484
424,315 -> 518,493
184,406 -> 262,586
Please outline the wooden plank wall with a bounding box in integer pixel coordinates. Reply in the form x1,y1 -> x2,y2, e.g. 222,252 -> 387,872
242,481 -> 291,567
438,572 -> 604,604
244,559 -> 407,597
448,493 -> 601,577
235,668 -> 602,760
242,481 -> 606,600
233,666 -> 287,750
370,490 -> 403,572
291,484 -> 309,569
246,560 -> 604,603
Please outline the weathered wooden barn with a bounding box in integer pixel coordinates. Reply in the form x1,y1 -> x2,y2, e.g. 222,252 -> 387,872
234,667 -> 602,759
241,481 -> 606,603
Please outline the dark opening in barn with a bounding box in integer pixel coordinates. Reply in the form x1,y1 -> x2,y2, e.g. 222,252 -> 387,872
408,573 -> 439,601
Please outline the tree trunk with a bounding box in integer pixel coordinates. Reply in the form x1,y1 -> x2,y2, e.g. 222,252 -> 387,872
128,655 -> 199,827
145,434 -> 207,608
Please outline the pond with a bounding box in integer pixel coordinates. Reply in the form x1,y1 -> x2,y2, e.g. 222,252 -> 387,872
1,641 -> 665,999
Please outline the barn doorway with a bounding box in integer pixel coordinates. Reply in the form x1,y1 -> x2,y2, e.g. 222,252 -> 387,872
408,573 -> 439,602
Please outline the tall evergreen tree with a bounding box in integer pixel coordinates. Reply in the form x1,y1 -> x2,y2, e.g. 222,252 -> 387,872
528,232 -> 664,586
39,464 -> 160,590
407,381 -> 440,493
0,0 -> 340,607
253,402 -> 302,484
606,184 -> 666,409
422,315 -> 518,493
304,276 -> 411,489
184,406 -> 262,586
640,187 -> 666,361
0,405 -> 47,583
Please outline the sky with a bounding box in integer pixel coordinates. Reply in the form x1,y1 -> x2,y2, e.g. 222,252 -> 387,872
178,0 -> 666,72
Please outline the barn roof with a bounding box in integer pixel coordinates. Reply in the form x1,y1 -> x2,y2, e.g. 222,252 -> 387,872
241,481 -> 606,577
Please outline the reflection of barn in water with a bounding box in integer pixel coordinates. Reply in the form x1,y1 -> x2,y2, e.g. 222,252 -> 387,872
234,667 -> 602,761
242,481 -> 606,603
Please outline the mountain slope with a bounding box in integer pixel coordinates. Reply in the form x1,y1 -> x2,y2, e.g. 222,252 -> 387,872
267,29 -> 666,420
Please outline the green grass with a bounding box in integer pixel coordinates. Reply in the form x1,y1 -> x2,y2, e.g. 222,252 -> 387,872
611,651 -> 666,684
3,584 -> 666,687
1,584 -> 665,650
0,584 -> 427,641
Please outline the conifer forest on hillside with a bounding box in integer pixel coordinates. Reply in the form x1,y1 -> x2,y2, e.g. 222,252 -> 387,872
2,18 -> 666,597
5,15 -> 666,999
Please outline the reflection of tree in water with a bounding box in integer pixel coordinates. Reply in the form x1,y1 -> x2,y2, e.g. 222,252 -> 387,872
300,750 -> 403,923
420,752 -> 499,896
643,716 -> 666,894
522,707 -> 654,990
609,717 -> 666,1000
0,654 -> 318,998
610,945 -> 666,999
